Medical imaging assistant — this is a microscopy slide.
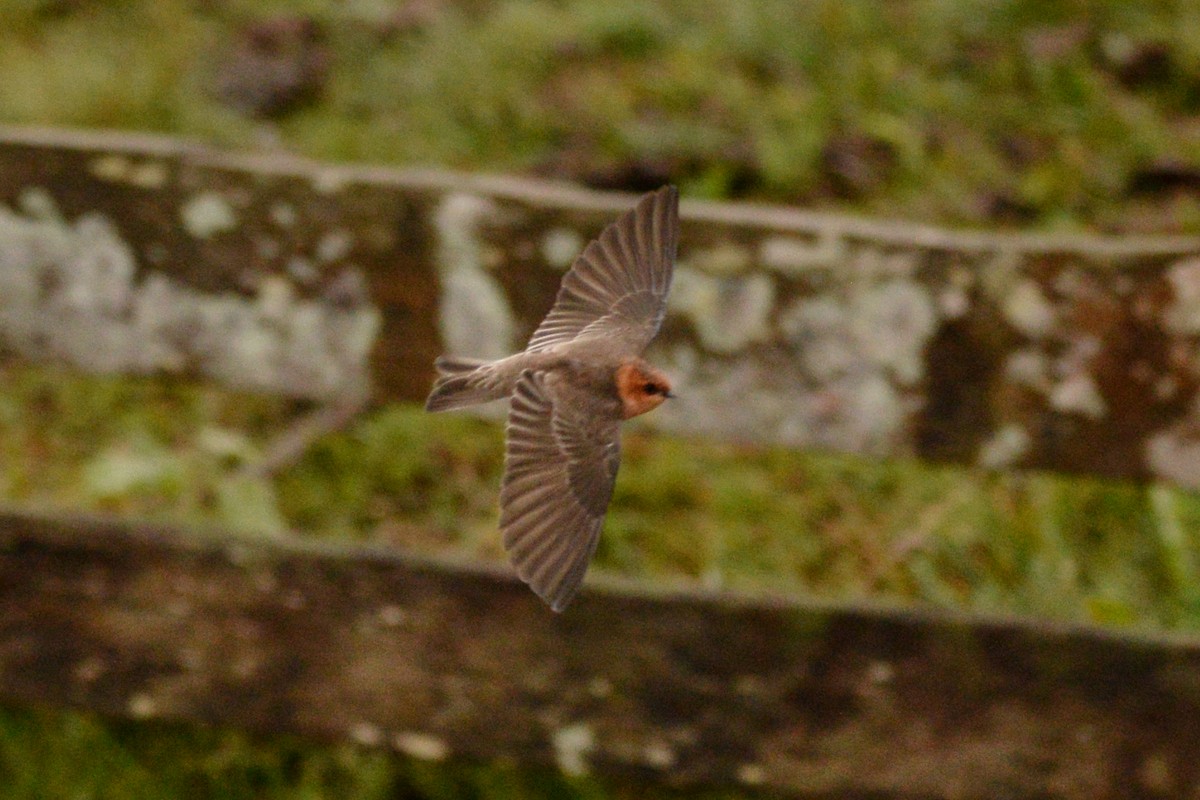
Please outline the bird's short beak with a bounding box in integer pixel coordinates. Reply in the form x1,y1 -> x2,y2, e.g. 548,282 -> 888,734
665,390 -> 677,399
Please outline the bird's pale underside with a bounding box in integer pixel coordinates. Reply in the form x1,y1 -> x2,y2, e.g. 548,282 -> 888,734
425,185 -> 679,611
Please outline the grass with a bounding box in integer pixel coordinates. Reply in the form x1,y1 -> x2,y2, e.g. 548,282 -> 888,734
0,704 -> 754,800
1,0 -> 1199,232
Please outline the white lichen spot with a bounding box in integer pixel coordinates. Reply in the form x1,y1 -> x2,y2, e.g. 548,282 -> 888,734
434,193 -> 515,360
1049,372 -> 1107,418
18,186 -> 60,221
852,281 -> 937,385
127,693 -> 157,719
938,285 -> 970,319
552,722 -> 594,777
0,193 -> 381,400
866,660 -> 894,685
841,373 -> 904,453
690,241 -> 752,276
1164,257 -> 1200,335
181,192 -> 237,239
90,154 -> 130,182
759,231 -> 845,273
129,161 -> 168,189
257,275 -> 295,322
376,604 -> 408,627
783,281 -> 936,386
394,731 -> 450,761
1146,427 -> 1200,489
350,723 -> 384,747
668,267 -> 713,315
88,155 -> 167,188
67,214 -> 137,315
316,229 -> 353,263
541,227 -> 583,270
978,424 -> 1032,469
794,372 -> 907,455
312,168 -> 349,194
737,763 -> 767,785
643,740 -> 676,769
671,269 -> 774,352
1003,278 -> 1056,338
1004,349 -> 1050,391
779,296 -> 857,381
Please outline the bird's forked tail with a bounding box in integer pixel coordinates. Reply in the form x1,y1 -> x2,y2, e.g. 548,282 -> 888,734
424,356 -> 509,412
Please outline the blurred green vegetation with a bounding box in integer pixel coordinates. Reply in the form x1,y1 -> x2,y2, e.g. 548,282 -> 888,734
3,0 -> 1200,796
1,0 -> 1199,231
0,704 -> 755,800
5,362 -> 1200,629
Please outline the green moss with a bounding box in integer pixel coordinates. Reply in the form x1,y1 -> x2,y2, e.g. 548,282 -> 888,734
0,0 -> 1196,230
0,704 -> 766,800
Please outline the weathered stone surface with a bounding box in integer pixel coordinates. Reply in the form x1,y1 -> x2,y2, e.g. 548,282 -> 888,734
0,128 -> 427,402
3,509 -> 1200,800
3,126 -> 1200,484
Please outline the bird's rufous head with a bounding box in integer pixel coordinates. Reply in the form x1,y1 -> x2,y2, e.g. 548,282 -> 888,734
615,360 -> 674,419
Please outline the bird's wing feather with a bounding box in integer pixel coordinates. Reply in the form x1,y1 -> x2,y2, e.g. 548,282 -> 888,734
525,185 -> 678,356
500,370 -> 621,611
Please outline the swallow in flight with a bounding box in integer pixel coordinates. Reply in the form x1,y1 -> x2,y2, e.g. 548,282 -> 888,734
426,186 -> 678,611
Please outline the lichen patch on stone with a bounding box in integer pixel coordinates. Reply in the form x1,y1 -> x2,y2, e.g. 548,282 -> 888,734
394,731 -> 450,761
690,241 -> 752,276
552,722 -> 594,777
0,196 -> 379,400
433,193 -> 516,360
181,192 -> 238,239
670,269 -> 774,352
978,424 -> 1032,469
759,231 -> 846,274
1003,278 -> 1057,338
541,227 -> 583,270
1164,257 -> 1200,335
1049,372 -> 1107,419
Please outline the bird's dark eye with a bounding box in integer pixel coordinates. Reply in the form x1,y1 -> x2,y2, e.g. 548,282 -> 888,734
643,382 -> 659,395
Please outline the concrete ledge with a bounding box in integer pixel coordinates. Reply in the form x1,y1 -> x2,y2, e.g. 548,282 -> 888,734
2,507 -> 1198,798
4,126 -> 1200,484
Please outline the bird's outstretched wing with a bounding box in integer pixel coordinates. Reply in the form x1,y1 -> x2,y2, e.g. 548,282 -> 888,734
525,185 -> 678,356
499,370 -> 621,611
